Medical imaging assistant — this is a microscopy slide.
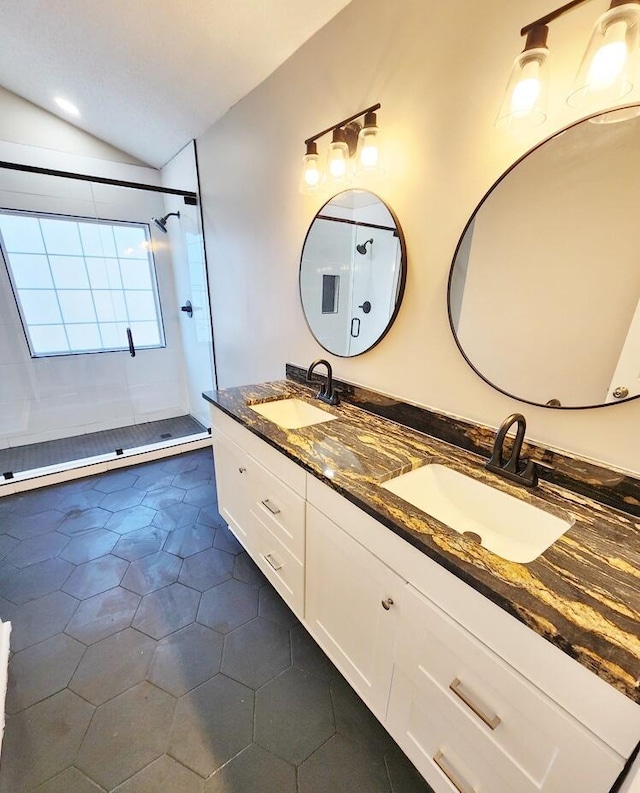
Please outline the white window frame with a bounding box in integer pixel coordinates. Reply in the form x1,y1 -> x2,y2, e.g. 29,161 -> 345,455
0,210 -> 166,358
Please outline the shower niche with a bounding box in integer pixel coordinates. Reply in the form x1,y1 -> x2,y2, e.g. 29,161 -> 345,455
299,189 -> 406,357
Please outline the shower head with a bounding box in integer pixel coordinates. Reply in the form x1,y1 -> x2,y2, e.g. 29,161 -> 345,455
356,238 -> 374,255
152,211 -> 181,233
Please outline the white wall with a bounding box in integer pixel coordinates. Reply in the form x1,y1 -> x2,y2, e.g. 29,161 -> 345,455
161,143 -> 215,428
197,0 -> 640,475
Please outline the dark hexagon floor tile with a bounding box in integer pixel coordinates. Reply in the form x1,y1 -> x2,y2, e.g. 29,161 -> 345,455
291,624 -> 338,681
384,744 -> 434,793
148,622 -> 223,697
62,554 -> 129,599
76,682 -> 175,791
331,675 -> 395,755
69,627 -> 156,705
141,486 -> 186,511
172,467 -> 211,490
221,617 -> 290,689
92,470 -> 138,494
132,470 -> 176,493
151,502 -> 199,531
212,524 -> 243,555
59,529 -> 119,565
259,584 -> 298,628
197,578 -> 259,633
161,455 -> 199,475
58,508 -> 112,537
10,591 -> 79,652
113,755 -> 204,793
0,534 -> 19,560
0,594 -> 15,623
195,504 -> 226,529
5,509 -> 65,540
233,551 -> 266,587
122,551 -> 182,595
4,531 -> 69,568
65,587 -> 140,644
206,743 -> 296,793
99,487 -> 145,512
105,505 -> 156,535
113,526 -> 168,561
168,674 -> 253,778
2,488 -> 64,518
163,523 -> 214,558
0,557 -> 73,605
34,766 -> 104,792
255,667 -> 335,765
133,583 -> 200,639
178,548 -> 234,592
0,690 -> 94,792
56,489 -> 106,514
183,483 -> 217,509
298,734 -> 392,793
6,633 -> 85,714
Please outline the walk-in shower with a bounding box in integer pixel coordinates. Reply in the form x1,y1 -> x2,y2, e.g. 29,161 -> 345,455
0,154 -> 215,490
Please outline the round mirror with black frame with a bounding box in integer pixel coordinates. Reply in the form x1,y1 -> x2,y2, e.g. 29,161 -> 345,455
300,189 -> 407,357
448,105 -> 640,410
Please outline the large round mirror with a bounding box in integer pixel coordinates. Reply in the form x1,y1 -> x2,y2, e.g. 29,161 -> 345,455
300,189 -> 406,357
448,106 -> 640,409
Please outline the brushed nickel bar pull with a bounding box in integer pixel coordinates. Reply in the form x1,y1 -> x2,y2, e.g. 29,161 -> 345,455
449,678 -> 501,730
433,751 -> 476,793
264,553 -> 283,571
261,499 -> 281,515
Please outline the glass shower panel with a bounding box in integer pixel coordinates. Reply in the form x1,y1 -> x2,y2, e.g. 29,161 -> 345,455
0,167 -> 212,477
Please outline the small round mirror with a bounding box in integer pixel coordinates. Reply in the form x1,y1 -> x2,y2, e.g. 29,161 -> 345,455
299,189 -> 406,357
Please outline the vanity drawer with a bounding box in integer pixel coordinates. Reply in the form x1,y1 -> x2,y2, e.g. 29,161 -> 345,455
250,463 -> 305,563
393,583 -> 623,793
253,511 -> 304,618
210,406 -> 306,496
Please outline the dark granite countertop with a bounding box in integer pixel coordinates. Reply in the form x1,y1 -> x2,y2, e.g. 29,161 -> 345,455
203,380 -> 640,704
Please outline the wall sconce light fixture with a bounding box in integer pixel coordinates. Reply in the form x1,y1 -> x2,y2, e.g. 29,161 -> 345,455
497,0 -> 640,131
300,103 -> 383,194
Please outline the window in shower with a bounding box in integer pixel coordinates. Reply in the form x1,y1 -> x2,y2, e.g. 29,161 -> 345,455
0,210 -> 165,357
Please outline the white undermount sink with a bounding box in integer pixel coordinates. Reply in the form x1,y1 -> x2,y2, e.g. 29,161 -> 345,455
249,398 -> 338,430
381,463 -> 574,563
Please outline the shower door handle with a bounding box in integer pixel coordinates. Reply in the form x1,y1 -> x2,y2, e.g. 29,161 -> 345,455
350,317 -> 360,337
126,327 -> 136,358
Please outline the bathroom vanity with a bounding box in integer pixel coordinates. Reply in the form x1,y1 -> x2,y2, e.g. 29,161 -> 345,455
204,376 -> 640,793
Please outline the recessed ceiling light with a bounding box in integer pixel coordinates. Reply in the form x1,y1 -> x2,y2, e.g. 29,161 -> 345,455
54,97 -> 80,117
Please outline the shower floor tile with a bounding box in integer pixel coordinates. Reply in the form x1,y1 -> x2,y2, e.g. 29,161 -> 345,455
0,416 -> 207,475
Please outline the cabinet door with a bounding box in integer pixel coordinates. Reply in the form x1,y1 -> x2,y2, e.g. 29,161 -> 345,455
305,504 -> 404,719
212,430 -> 255,552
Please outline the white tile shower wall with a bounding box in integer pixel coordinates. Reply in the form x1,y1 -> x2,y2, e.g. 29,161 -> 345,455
161,143 -> 215,428
0,139 -> 190,449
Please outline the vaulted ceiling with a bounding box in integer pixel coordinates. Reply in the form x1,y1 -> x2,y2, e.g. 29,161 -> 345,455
0,0 -> 353,167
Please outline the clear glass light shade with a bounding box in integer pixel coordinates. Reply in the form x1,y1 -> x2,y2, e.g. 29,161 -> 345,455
300,151 -> 321,194
568,4 -> 640,111
355,125 -> 384,176
326,140 -> 350,184
496,48 -> 550,131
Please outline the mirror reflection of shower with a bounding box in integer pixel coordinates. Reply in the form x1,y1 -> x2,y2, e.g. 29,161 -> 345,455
356,238 -> 373,255
153,211 -> 180,233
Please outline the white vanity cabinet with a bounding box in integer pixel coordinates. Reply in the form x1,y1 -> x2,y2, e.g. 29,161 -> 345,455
211,409 -> 306,617
305,504 -> 404,720
209,405 -> 640,793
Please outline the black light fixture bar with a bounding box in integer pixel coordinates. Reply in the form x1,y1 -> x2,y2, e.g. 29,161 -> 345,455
521,0 -> 599,35
305,103 -> 381,145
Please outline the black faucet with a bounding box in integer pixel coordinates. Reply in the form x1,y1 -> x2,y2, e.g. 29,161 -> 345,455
485,413 -> 538,488
306,359 -> 340,406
